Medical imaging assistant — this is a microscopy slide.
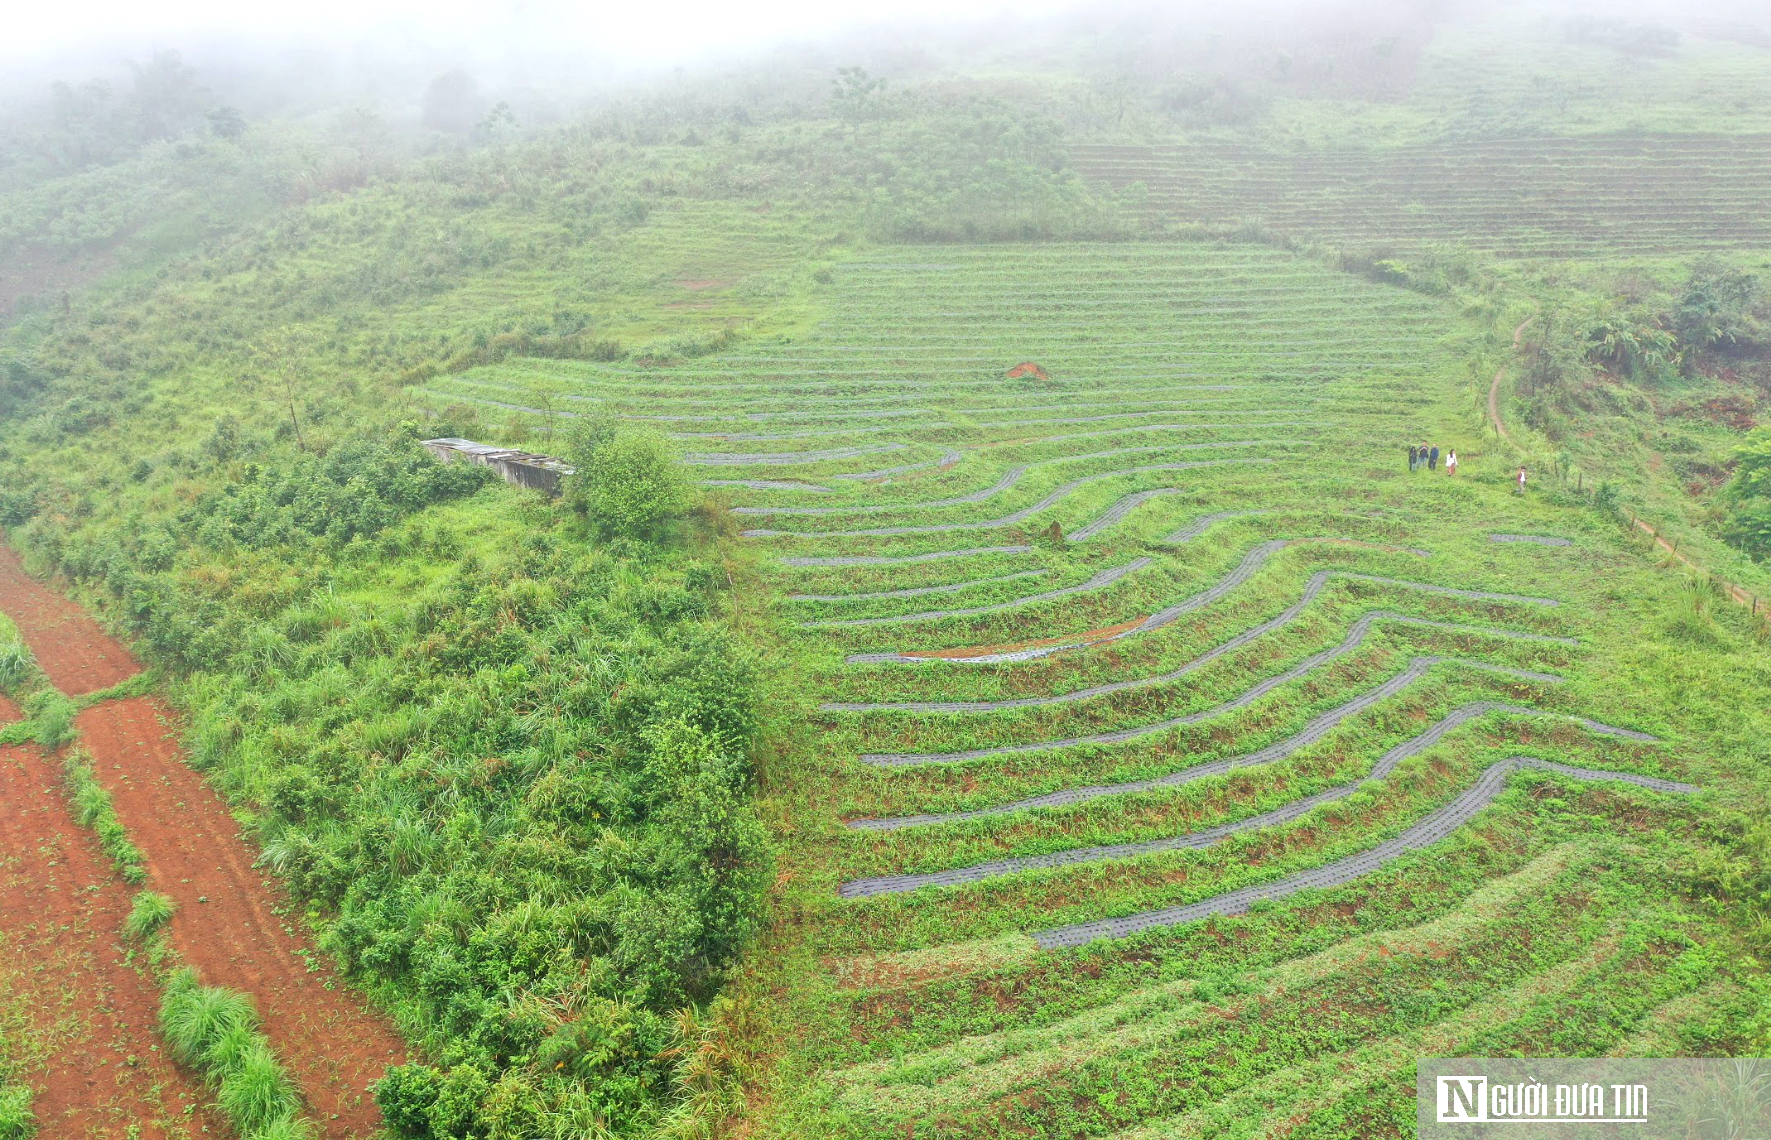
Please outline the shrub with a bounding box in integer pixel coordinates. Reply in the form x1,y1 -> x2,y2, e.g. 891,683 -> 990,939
124,890 -> 176,940
374,1064 -> 443,1137
566,413 -> 690,540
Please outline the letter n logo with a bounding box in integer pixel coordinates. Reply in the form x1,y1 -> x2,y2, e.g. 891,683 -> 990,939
1437,1076 -> 1489,1122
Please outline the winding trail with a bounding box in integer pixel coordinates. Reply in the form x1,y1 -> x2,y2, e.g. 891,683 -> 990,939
856,655 -> 1567,768
703,479 -> 833,492
840,709 -> 1663,896
784,545 -> 1031,568
686,444 -> 903,466
0,545 -> 405,1139
1031,756 -> 1695,948
783,495 -> 1230,575
1068,489 -> 1185,540
1489,534 -> 1572,546
736,465 -> 1030,517
1162,509 -> 1273,543
830,448 -> 964,481
1487,313 -> 1534,443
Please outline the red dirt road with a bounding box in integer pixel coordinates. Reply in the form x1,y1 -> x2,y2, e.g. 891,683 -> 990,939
0,739 -> 216,1139
0,546 -> 140,696
77,698 -> 405,1138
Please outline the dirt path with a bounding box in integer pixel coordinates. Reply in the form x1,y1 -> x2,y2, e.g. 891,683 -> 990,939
0,544 -> 405,1138
1487,314 -> 1534,444
0,735 -> 217,1139
78,698 -> 406,1138
1484,323 -> 1767,627
0,546 -> 140,696
1630,517 -> 1767,618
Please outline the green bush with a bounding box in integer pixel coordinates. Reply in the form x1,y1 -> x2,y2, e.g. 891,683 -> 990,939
61,749 -> 147,883
374,1064 -> 442,1137
1723,428 -> 1771,559
217,1043 -> 301,1133
567,413 -> 690,540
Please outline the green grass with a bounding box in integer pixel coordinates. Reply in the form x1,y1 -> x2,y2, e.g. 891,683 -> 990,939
158,969 -> 313,1139
3,13 -> 1771,1136
59,749 -> 148,885
467,240 -> 1771,1137
124,891 -> 177,942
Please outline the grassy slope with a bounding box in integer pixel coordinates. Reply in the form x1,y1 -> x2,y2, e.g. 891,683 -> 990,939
488,243 -> 1771,1136
0,12 -> 1768,1137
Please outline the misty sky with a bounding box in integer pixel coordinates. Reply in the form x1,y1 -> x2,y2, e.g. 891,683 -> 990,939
9,0 -> 1074,66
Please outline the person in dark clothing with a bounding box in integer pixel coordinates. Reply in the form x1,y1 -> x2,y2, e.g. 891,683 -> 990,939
1429,445 -> 1440,471
1408,444 -> 1418,471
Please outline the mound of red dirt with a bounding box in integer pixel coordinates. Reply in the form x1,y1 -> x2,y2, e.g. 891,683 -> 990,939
0,546 -> 140,696
77,698 -> 406,1139
1006,361 -> 1050,382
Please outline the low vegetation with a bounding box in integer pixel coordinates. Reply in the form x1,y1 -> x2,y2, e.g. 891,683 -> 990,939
2,6 -> 1771,1138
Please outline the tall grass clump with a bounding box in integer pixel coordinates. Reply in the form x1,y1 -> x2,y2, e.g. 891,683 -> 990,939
0,613 -> 30,695
158,968 -> 312,1139
124,891 -> 176,941
60,749 -> 147,884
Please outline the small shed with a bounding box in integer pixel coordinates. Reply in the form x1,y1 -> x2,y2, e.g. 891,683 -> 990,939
422,438 -> 575,497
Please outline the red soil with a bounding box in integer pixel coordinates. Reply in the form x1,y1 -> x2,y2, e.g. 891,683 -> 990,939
77,697 -> 406,1139
0,546 -> 140,696
0,740 -> 217,1139
1006,361 -> 1050,382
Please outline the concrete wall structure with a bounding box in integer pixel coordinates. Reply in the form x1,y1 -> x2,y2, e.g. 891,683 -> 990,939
422,438 -> 574,497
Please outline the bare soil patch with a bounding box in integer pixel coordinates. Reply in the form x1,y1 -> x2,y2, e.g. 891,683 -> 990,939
77,697 -> 406,1138
0,546 -> 140,696
0,741 -> 216,1138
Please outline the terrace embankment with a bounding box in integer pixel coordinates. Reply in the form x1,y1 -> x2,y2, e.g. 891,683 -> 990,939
0,545 -> 406,1139
0,722 -> 215,1137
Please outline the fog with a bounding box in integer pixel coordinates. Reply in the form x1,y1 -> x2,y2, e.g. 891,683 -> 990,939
14,0 -> 1767,104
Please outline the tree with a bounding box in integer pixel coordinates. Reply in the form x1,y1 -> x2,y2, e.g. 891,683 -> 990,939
1674,260 -> 1763,357
250,328 -> 312,452
565,412 -> 690,540
1722,428 -> 1771,559
129,50 -> 208,142
207,105 -> 247,141
830,66 -> 886,141
422,69 -> 482,135
474,101 -> 517,146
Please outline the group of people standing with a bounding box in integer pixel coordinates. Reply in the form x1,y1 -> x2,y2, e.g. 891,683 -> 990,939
1408,441 -> 1457,475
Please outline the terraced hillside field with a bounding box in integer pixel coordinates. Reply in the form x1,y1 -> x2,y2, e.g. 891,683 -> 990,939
432,244 -> 1753,1137
1073,136 -> 1771,258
